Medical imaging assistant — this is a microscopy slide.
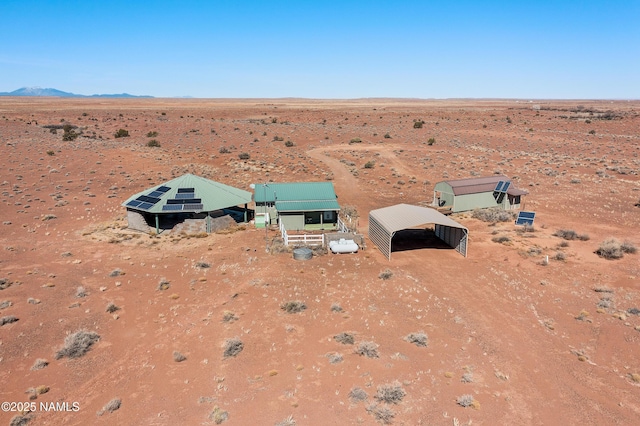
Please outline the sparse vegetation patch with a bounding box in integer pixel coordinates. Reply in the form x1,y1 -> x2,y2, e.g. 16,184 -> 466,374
55,330 -> 100,359
223,337 -> 244,358
281,300 -> 307,314
355,341 -> 379,358
375,382 -> 406,404
404,332 -> 428,347
334,332 -> 355,345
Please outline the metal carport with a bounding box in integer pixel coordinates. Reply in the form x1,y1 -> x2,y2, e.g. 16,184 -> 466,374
369,204 -> 468,259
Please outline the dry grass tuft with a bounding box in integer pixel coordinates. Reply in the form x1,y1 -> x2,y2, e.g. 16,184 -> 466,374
366,403 -> 395,425
31,358 -> 49,370
209,406 -> 229,424
375,381 -> 406,404
404,332 -> 428,347
378,269 -> 393,280
334,332 -> 355,345
349,387 -> 368,403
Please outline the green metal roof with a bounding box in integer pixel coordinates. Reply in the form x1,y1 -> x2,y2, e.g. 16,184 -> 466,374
122,173 -> 252,214
253,182 -> 338,203
275,200 -> 340,212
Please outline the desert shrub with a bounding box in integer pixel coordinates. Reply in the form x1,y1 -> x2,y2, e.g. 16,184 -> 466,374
284,140 -> 294,147
0,278 -> 11,290
553,229 -> 579,240
9,413 -> 33,426
31,358 -> 49,370
472,208 -> 515,223
427,137 -> 436,145
219,146 -> 230,154
0,300 -> 12,309
1,315 -> 18,326
375,382 -> 406,404
404,332 -> 428,347
109,268 -> 123,277
596,238 -> 625,259
238,152 -> 250,160
355,341 -> 379,358
223,337 -> 244,358
46,150 -> 55,156
106,302 -> 120,313
413,120 -> 424,128
272,135 -> 284,141
349,137 -> 362,144
492,235 -> 511,244
349,387 -> 368,403
330,303 -> 343,312
553,251 -> 566,261
147,139 -> 161,147
157,279 -> 170,290
195,261 -> 211,268
114,128 -> 129,138
173,351 -> 187,362
457,394 -> 475,407
55,330 -> 100,359
621,240 -> 637,254
147,131 -> 158,137
461,372 -> 474,383
281,300 -> 307,314
76,286 -> 87,298
366,404 -> 395,425
364,160 -> 375,169
383,132 -> 391,139
222,311 -> 238,323
334,332 -> 355,345
379,269 -> 393,280
326,352 -> 343,364
209,406 -> 229,424
97,398 -> 121,416
627,307 -> 640,316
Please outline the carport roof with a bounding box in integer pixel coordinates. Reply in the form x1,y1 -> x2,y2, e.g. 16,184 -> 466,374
369,203 -> 467,233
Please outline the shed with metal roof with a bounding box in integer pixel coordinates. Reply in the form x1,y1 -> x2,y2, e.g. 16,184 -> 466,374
122,174 -> 252,233
253,182 -> 340,231
432,175 -> 527,213
369,204 -> 468,259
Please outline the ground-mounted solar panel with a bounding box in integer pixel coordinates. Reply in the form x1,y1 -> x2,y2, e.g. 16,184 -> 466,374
175,192 -> 195,199
515,211 -> 536,226
183,203 -> 204,210
502,181 -> 511,192
495,181 -> 505,192
136,195 -> 161,204
162,204 -> 183,211
177,188 -> 195,193
138,202 -> 154,210
126,200 -> 142,207
156,186 -> 171,193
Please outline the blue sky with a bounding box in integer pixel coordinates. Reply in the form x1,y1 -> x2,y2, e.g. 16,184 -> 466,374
1,1 -> 638,98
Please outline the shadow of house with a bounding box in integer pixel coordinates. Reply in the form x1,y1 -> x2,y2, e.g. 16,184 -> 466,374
122,173 -> 252,233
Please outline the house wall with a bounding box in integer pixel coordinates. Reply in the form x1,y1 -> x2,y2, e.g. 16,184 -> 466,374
127,209 -> 151,232
280,213 -> 305,231
433,182 -> 455,207
452,192 -> 499,212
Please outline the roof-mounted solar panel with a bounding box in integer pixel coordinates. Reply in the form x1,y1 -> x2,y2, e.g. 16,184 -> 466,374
156,186 -> 171,193
167,198 -> 202,204
148,190 -> 164,198
162,204 -> 183,211
177,188 -> 195,193
183,203 -> 204,210
175,192 -> 196,199
494,181 -> 505,192
138,202 -> 154,210
136,195 -> 161,204
515,211 -> 536,226
502,181 -> 511,192
126,200 -> 142,208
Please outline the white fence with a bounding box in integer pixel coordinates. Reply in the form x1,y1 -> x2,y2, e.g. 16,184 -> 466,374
279,221 -> 325,246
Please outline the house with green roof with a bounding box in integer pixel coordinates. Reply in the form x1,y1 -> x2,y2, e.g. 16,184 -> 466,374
253,182 -> 340,231
122,173 -> 252,233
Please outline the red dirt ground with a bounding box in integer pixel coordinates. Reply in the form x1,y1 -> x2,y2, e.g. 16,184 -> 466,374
0,98 -> 639,425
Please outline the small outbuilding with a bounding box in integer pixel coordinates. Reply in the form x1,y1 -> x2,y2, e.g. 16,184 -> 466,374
122,173 -> 252,233
369,204 -> 468,259
432,175 -> 528,213
253,182 -> 340,231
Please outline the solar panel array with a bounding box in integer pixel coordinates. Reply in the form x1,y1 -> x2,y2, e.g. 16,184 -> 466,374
515,211 -> 536,226
494,180 -> 511,193
126,185 -> 204,212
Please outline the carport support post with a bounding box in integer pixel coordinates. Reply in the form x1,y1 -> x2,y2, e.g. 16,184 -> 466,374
243,203 -> 248,223
155,214 -> 159,234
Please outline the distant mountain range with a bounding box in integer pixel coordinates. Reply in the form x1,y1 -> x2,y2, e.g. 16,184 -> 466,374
0,87 -> 153,98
